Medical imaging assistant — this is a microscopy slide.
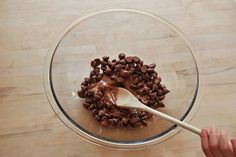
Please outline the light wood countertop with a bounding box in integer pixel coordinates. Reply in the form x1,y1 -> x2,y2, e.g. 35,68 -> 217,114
0,0 -> 236,156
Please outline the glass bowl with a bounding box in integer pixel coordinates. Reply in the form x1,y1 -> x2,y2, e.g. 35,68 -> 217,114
44,9 -> 199,149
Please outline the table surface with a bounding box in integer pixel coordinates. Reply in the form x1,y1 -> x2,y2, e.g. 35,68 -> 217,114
0,0 -> 236,157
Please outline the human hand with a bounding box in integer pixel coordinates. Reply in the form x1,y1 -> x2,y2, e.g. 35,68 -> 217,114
201,127 -> 236,157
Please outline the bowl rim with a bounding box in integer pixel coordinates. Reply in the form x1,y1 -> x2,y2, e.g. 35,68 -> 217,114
43,8 -> 200,149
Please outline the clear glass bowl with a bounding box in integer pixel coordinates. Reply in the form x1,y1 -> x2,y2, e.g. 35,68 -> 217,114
44,9 -> 199,149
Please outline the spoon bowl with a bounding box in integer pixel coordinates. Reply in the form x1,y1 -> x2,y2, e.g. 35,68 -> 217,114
116,88 -> 201,135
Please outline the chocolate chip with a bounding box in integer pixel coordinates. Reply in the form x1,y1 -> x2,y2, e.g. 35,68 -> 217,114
104,68 -> 112,76
118,53 -> 126,59
78,90 -> 85,98
107,119 -> 115,126
149,63 -> 156,68
141,115 -> 148,120
104,113 -> 112,118
90,71 -> 95,77
148,100 -> 155,106
160,84 -> 166,89
119,59 -> 126,65
129,62 -> 135,67
97,102 -> 104,109
90,76 -> 96,83
98,110 -> 105,117
92,109 -> 98,116
130,117 -> 140,124
109,63 -> 115,70
117,77 -> 124,83
107,60 -> 112,67
133,78 -> 140,85
149,92 -> 156,100
94,58 -> 101,64
105,101 -> 113,108
141,98 -> 149,104
81,86 -> 87,92
163,88 -> 170,94
147,81 -> 153,88
125,57 -> 133,63
115,64 -> 123,71
157,76 -> 162,81
101,116 -> 108,121
152,84 -> 159,91
139,60 -> 143,66
133,56 -> 140,63
93,67 -> 100,75
146,113 -> 153,119
112,112 -> 121,118
151,72 -> 157,77
138,76 -> 143,82
95,115 -> 101,121
158,102 -> 165,107
81,81 -> 88,86
112,118 -> 119,125
88,104 -> 94,110
142,86 -> 150,95
130,67 -> 135,73
144,73 -> 150,80
101,61 -> 107,67
131,84 -> 138,89
85,98 -> 93,103
102,56 -> 109,61
153,78 -> 160,85
93,103 -> 98,109
84,77 -> 90,82
157,89 -> 163,96
120,70 -> 129,78
110,75 -> 116,80
97,91 -> 103,97
111,59 -> 116,63
94,94 -> 102,101
96,74 -> 103,81
138,82 -> 145,88
141,120 -> 148,126
101,120 -> 109,127
83,103 -> 90,109
124,64 -> 130,70
90,60 -> 97,68
140,65 -> 148,73
147,68 -> 154,73
158,95 -> 165,101
121,117 -> 129,126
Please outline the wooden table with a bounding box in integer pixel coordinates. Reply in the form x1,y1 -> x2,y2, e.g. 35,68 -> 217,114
0,0 -> 236,156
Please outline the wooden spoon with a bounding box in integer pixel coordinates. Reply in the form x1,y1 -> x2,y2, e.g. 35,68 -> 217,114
115,87 -> 201,135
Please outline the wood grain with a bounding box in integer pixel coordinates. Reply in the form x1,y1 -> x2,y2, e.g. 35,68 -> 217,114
0,0 -> 236,156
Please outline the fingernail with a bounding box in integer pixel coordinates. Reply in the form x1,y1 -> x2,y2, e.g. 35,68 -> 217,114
201,129 -> 208,137
201,129 -> 207,133
219,129 -> 227,138
231,139 -> 236,144
209,126 -> 215,133
221,129 -> 227,135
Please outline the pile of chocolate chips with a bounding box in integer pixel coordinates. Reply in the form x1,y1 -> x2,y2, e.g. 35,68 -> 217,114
78,53 -> 169,128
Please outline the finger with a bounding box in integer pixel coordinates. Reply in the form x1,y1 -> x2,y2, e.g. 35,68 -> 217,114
231,139 -> 236,156
201,129 -> 215,157
209,127 -> 224,157
219,130 -> 234,157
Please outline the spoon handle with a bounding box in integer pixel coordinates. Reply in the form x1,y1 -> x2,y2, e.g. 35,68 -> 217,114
142,105 -> 201,135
